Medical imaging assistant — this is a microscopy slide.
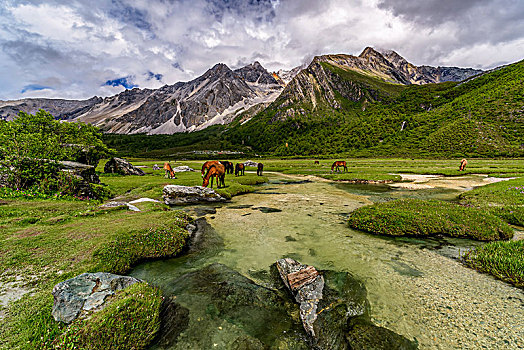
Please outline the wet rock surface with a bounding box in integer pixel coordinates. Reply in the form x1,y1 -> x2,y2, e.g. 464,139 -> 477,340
150,260 -> 415,349
52,272 -> 141,323
104,157 -> 145,176
163,185 -> 226,205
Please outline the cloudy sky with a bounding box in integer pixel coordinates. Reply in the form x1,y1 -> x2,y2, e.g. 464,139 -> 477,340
1,0 -> 523,100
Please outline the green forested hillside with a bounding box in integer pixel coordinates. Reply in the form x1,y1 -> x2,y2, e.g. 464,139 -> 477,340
225,59 -> 524,157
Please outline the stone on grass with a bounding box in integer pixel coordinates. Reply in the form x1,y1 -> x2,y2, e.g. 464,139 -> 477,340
104,157 -> 145,176
99,201 -> 140,212
52,272 -> 141,323
243,160 -> 258,167
163,185 -> 226,205
172,166 -> 195,172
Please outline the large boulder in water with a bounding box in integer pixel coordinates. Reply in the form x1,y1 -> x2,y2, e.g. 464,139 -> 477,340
52,272 -> 141,323
163,185 -> 226,205
156,263 -> 308,348
276,258 -> 417,349
104,157 -> 145,176
153,262 -> 416,349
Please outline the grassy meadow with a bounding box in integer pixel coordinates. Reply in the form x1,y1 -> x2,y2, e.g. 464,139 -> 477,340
1,157 -> 523,349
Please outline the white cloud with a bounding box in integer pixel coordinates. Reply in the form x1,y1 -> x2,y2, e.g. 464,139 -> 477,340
0,0 -> 522,100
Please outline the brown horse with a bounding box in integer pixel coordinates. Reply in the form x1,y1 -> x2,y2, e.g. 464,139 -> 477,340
235,163 -> 245,176
164,162 -> 176,179
257,163 -> 264,176
219,161 -> 234,174
331,161 -> 348,173
203,163 -> 225,188
201,161 -> 221,177
314,160 -> 320,164
459,159 -> 468,171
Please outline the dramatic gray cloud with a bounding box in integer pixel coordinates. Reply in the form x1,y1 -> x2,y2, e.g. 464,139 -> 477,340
0,0 -> 522,100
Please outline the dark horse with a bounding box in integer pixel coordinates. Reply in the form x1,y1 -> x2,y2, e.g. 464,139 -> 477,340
235,163 -> 245,176
257,163 -> 264,176
219,161 -> 234,174
203,163 -> 225,188
331,161 -> 348,173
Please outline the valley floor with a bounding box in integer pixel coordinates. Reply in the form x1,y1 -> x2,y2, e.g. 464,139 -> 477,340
0,158 -> 523,349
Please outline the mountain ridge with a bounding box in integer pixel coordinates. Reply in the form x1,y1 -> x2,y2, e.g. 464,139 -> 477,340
0,48 -> 483,134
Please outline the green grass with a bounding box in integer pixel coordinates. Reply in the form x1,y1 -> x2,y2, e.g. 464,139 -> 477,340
348,198 -> 513,241
459,177 -> 524,226
93,213 -> 191,274
463,240 -> 524,288
0,158 -> 270,349
53,283 -> 162,350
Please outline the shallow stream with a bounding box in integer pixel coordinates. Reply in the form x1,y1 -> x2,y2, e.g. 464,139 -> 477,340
131,174 -> 523,349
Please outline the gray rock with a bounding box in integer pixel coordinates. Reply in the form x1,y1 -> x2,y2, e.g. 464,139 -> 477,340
52,272 -> 141,323
276,258 -> 324,337
243,160 -> 259,167
163,185 -> 226,205
99,201 -> 140,212
59,160 -> 100,184
104,157 -> 145,176
172,166 -> 195,172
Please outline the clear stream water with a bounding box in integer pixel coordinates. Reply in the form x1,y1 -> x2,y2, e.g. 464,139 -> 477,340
131,175 -> 524,349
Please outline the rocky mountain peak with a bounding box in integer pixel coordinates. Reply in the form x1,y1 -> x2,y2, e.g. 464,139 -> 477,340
233,61 -> 278,84
379,49 -> 409,69
206,63 -> 233,77
359,47 -> 384,59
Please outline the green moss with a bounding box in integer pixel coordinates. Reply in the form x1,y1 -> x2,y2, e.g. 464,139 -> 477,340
53,283 -> 162,350
348,199 -> 513,241
463,240 -> 524,288
93,212 -> 192,274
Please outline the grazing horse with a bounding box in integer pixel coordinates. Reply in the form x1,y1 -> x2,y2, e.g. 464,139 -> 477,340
331,161 -> 348,173
203,164 -> 225,188
201,161 -> 221,177
164,162 -> 176,179
219,161 -> 234,174
314,160 -> 320,165
459,159 -> 468,171
235,163 -> 245,176
257,163 -> 264,176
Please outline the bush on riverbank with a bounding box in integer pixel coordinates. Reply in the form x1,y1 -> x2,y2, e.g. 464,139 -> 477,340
348,199 -> 513,241
463,240 -> 524,288
53,283 -> 162,350
93,212 -> 192,274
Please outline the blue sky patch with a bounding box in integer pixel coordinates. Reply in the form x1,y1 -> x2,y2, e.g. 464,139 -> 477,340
147,71 -> 163,81
103,77 -> 138,89
20,84 -> 52,93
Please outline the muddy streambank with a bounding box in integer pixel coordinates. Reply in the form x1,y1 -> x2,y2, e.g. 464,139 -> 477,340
131,175 -> 524,349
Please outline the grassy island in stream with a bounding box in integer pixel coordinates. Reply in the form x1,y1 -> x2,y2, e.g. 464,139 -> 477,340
347,198 -> 513,241
463,240 -> 524,288
459,177 -> 524,226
